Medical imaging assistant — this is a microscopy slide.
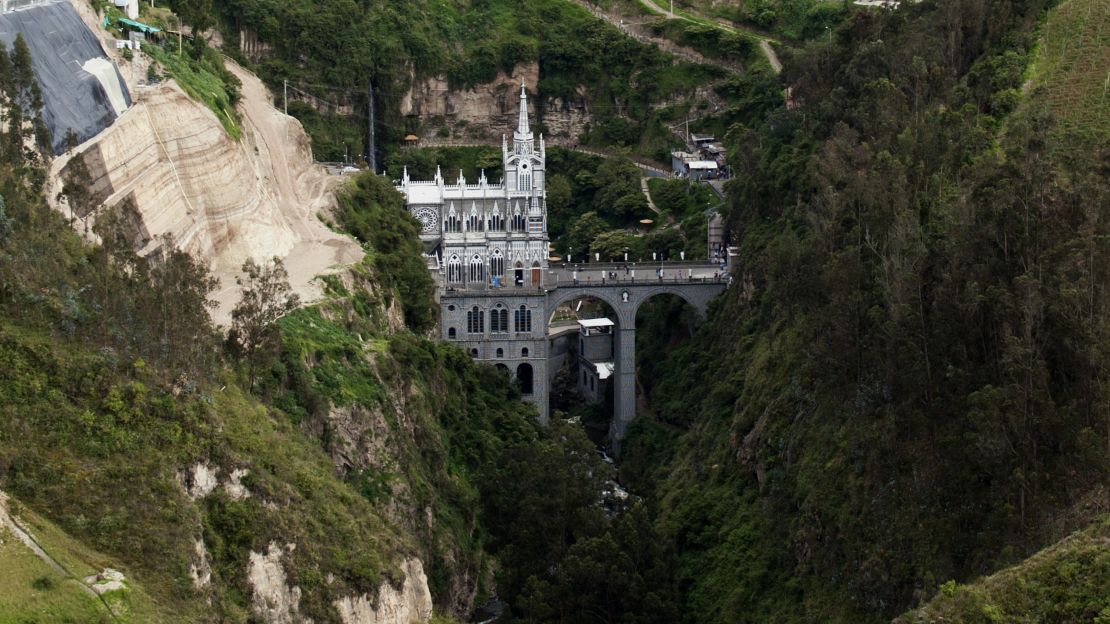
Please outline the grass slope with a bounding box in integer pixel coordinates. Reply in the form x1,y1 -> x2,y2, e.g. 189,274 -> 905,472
0,502 -> 163,623
1026,0 -> 1110,141
897,515 -> 1110,623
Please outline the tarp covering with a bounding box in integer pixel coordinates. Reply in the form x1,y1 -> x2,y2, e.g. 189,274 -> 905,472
116,17 -> 160,34
0,2 -> 131,154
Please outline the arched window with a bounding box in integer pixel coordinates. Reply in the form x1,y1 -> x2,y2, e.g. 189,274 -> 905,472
447,255 -> 462,283
511,204 -> 525,231
445,205 -> 461,233
470,348 -> 479,357
488,205 -> 503,231
490,249 -> 504,278
469,254 -> 484,283
516,363 -> 534,395
521,347 -> 529,358
448,327 -> 456,339
514,305 -> 532,333
467,204 -> 481,231
519,170 -> 531,192
491,304 -> 508,332
496,348 -> 503,358
467,306 -> 484,334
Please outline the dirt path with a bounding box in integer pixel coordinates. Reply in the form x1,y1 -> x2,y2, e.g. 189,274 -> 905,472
635,0 -> 783,74
572,0 -> 745,74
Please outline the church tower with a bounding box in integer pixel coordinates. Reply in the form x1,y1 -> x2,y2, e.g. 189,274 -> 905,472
503,85 -> 547,240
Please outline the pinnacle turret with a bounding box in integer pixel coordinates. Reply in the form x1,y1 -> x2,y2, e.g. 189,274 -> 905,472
516,83 -> 530,138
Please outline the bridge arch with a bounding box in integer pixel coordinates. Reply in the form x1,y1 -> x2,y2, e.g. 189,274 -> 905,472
543,279 -> 727,453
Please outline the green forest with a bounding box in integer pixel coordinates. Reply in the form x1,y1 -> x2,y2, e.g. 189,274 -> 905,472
1,0 -> 1109,621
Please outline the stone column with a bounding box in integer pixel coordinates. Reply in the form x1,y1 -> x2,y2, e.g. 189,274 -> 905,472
610,320 -> 637,456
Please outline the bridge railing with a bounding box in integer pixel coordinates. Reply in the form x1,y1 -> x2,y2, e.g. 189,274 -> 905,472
438,272 -> 728,295
546,274 -> 728,288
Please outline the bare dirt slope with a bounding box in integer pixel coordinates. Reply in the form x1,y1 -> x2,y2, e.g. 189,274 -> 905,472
49,25 -> 362,325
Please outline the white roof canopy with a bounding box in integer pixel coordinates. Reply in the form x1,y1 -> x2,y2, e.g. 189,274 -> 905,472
688,161 -> 719,170
578,318 -> 615,328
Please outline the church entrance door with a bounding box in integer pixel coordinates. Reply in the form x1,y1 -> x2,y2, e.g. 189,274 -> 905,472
531,262 -> 541,286
514,262 -> 524,287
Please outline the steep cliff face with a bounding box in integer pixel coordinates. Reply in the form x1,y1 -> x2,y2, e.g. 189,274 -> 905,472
49,43 -> 362,325
399,61 -> 591,142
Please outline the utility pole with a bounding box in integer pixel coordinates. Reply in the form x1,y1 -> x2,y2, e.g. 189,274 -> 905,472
670,0 -> 674,16
283,80 -> 288,116
366,80 -> 376,173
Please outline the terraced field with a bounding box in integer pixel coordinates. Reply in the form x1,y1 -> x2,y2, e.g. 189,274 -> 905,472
1028,0 -> 1110,139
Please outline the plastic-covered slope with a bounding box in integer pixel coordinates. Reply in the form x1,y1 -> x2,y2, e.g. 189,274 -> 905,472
0,1 -> 130,154
49,57 -> 363,324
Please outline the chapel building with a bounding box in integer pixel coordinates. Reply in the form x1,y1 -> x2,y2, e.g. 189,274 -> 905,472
396,86 -> 552,419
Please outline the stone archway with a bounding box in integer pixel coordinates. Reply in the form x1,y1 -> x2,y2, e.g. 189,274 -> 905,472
516,363 -> 534,395
543,281 -> 726,453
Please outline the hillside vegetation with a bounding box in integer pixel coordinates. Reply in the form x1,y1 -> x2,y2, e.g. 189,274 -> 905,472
624,0 -> 1110,621
199,0 -> 729,160
898,515 -> 1110,623
0,31 -> 552,619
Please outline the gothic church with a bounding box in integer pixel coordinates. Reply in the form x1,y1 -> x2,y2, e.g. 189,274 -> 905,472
396,86 -> 553,419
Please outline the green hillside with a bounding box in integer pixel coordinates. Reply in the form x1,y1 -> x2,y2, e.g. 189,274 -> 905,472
897,515 -> 1110,623
623,0 -> 1110,620
1026,0 -> 1110,141
4,0 -> 1109,621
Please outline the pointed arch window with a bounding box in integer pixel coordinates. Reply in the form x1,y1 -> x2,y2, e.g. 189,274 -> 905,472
467,204 -> 481,231
511,204 -> 525,232
467,306 -> 484,334
469,254 -> 484,283
488,205 -> 503,231
490,249 -> 504,277
447,255 -> 462,283
514,305 -> 532,333
491,304 -> 508,333
445,205 -> 461,233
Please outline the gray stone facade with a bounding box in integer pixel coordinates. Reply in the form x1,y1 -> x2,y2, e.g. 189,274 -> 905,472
398,87 -> 728,450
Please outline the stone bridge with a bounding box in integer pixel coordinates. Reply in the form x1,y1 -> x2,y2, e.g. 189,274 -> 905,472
439,263 -> 727,453
544,266 -> 727,449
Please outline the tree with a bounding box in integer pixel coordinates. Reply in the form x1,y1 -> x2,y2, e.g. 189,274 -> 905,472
590,229 -> 637,261
561,211 -> 607,260
230,257 -> 300,391
55,143 -> 100,233
546,173 -> 574,234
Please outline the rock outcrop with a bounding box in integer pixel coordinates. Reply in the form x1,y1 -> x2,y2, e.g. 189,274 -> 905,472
400,62 -> 590,142
334,558 -> 433,624
248,542 -> 307,624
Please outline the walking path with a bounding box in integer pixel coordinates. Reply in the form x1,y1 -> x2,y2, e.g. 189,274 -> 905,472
634,0 -> 783,73
413,138 -> 672,177
571,0 -> 745,75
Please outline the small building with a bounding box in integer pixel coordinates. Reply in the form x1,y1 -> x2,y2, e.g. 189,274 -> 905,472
579,361 -> 613,404
113,0 -> 139,20
403,133 -> 420,146
672,151 -> 720,180
690,133 -> 716,147
576,318 -> 614,404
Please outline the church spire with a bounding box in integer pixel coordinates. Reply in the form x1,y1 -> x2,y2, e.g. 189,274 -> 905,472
516,83 -> 530,137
